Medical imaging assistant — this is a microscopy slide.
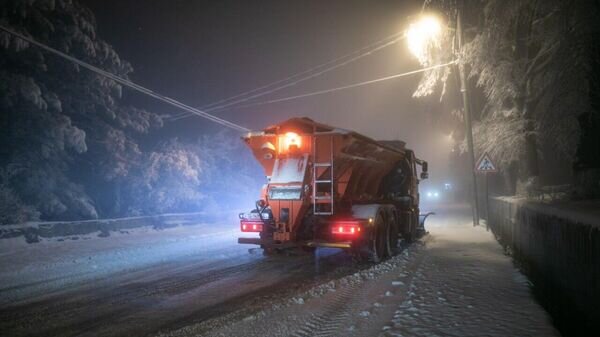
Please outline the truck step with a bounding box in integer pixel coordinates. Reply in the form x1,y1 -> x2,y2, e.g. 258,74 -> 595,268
306,241 -> 352,249
314,196 -> 333,200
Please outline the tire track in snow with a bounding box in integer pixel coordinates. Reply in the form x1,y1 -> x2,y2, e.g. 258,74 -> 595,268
0,259 -> 259,324
291,285 -> 358,337
1,247 -> 351,337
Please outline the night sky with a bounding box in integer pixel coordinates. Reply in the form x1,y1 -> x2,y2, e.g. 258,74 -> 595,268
80,0 -> 456,182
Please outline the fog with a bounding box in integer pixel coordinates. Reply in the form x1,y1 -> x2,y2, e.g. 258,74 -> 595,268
82,0 -> 455,192
2,2 -> 599,336
3,0 -> 596,222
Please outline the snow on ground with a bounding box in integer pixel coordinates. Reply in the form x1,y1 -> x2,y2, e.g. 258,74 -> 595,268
0,204 -> 559,337
383,206 -> 559,337
162,204 -> 559,337
0,216 -> 368,336
0,218 -> 250,306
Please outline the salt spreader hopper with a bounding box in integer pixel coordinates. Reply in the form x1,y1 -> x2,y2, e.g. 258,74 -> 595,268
238,117 -> 429,261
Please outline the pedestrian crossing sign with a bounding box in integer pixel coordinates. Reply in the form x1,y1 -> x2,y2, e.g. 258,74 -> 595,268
475,152 -> 498,173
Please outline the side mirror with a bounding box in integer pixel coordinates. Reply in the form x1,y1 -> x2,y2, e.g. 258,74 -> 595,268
420,161 -> 428,180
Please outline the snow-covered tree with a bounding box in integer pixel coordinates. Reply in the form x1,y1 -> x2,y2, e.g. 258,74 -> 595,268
123,131 -> 263,216
415,0 -> 595,193
124,139 -> 205,215
0,0 -> 162,222
192,130 -> 264,211
462,0 -> 588,180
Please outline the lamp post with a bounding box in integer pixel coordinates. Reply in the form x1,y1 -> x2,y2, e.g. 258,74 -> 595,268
407,11 -> 480,226
456,9 -> 480,226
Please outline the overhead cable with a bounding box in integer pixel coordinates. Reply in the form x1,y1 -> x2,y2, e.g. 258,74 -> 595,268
171,33 -> 406,120
0,25 -> 250,132
192,0 -> 431,117
196,31 -> 403,110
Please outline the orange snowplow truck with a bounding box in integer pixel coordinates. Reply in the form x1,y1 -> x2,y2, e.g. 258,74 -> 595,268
238,117 -> 429,261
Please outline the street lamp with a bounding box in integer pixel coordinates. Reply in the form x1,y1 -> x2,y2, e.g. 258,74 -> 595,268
406,12 -> 480,226
406,15 -> 442,66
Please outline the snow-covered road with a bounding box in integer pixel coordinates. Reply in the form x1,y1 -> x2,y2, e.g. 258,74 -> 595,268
0,217 -> 368,336
163,204 -> 559,337
0,205 -> 559,337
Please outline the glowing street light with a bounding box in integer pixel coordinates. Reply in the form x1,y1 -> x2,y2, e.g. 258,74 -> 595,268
406,15 -> 442,66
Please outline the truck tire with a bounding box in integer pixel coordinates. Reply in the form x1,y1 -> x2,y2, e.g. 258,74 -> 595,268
261,246 -> 278,256
385,208 -> 399,257
368,210 -> 388,263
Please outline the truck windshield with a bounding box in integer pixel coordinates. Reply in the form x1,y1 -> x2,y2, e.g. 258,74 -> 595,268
269,186 -> 302,200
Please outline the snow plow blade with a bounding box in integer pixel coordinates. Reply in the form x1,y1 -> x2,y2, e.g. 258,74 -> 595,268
419,212 -> 435,227
418,212 -> 434,236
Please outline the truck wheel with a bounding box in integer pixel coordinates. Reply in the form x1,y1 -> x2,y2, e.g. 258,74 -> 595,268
386,210 -> 399,257
368,212 -> 388,263
261,246 -> 283,256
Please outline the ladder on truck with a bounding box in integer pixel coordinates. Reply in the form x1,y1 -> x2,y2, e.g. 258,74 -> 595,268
313,131 -> 334,215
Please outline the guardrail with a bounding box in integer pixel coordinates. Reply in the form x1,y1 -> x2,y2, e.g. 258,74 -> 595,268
0,212 -> 216,243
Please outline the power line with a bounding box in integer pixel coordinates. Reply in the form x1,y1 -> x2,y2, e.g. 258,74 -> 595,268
226,60 -> 456,109
170,33 -> 406,121
173,1 -> 434,120
200,32 -> 404,110
0,25 -> 250,132
1,24 -> 451,129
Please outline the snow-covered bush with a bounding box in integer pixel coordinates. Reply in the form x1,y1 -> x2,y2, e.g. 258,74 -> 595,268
123,132 -> 263,216
0,186 -> 40,225
125,139 -> 205,215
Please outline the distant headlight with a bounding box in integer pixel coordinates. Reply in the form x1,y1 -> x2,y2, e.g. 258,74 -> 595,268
261,212 -> 271,219
426,191 -> 440,199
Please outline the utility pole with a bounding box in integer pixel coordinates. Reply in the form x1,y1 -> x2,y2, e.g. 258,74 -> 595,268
456,4 -> 480,226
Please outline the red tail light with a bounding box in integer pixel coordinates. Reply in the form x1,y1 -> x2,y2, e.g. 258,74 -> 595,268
241,220 -> 263,232
331,222 -> 361,236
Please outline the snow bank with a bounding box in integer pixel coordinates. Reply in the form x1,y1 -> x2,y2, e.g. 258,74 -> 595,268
283,247 -> 416,307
